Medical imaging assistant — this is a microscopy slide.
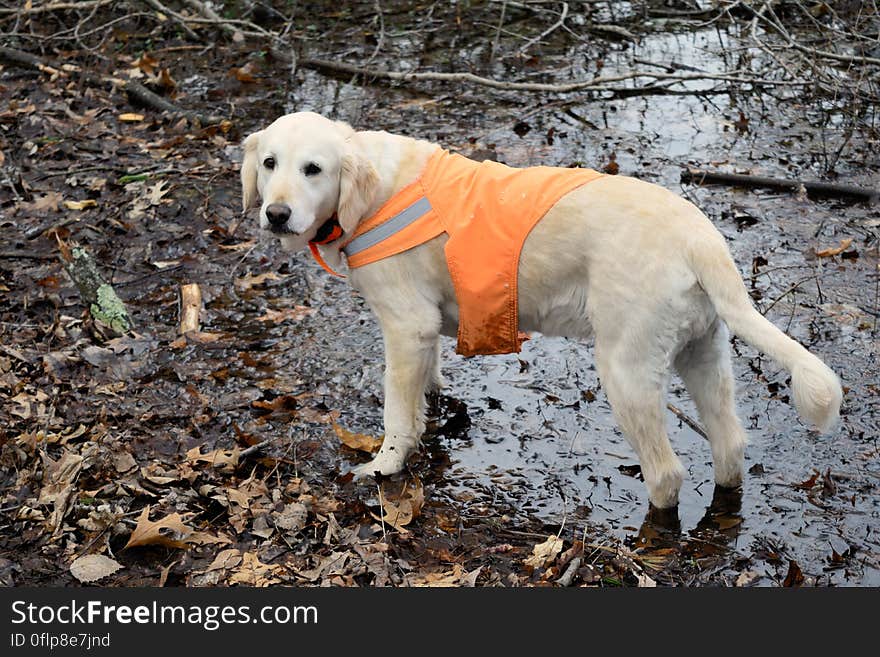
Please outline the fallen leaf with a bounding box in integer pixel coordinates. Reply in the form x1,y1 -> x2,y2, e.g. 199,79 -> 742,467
795,470 -> 820,490
735,570 -> 761,587
26,191 -> 63,212
230,63 -> 258,83
637,572 -> 657,587
170,331 -> 225,348
64,199 -> 97,211
815,238 -> 853,257
119,113 -> 145,122
235,271 -> 285,291
206,548 -> 243,572
218,240 -> 256,251
524,535 -> 564,570
782,559 -> 804,587
408,564 -> 482,587
147,180 -> 170,205
122,506 -> 230,550
70,554 -> 123,583
333,422 -> 382,454
256,306 -> 315,323
185,446 -> 240,471
228,551 -> 284,586
372,478 -> 424,532
38,449 -> 83,535
133,53 -> 159,76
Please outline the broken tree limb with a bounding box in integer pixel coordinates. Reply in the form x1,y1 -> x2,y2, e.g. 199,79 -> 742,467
58,241 -> 132,334
296,57 -> 805,94
681,167 -> 879,203
178,283 -> 202,334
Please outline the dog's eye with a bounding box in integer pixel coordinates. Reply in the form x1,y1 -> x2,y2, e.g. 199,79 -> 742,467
263,157 -> 275,170
303,162 -> 321,177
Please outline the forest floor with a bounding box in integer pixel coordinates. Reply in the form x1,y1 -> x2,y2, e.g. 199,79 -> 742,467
0,1 -> 878,587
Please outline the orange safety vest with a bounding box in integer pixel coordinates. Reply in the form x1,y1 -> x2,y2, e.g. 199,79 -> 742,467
317,149 -> 603,357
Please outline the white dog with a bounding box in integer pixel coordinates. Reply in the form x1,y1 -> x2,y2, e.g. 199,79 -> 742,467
240,111 -> 842,509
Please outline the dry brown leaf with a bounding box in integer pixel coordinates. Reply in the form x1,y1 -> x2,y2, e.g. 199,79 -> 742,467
228,552 -> 284,586
218,240 -> 256,251
408,564 -> 482,587
154,67 -> 176,91
70,554 -> 123,583
124,506 -> 193,549
170,331 -> 225,349
230,63 -> 258,83
10,390 -> 49,419
524,535 -> 564,570
119,113 -> 145,122
333,422 -> 382,454
371,478 -> 424,532
39,449 -> 83,535
26,191 -> 63,213
147,180 -> 170,206
133,53 -> 158,76
815,238 -> 853,257
235,271 -> 285,291
185,445 -> 240,470
205,548 -> 243,573
64,199 -> 98,211
256,306 -> 315,323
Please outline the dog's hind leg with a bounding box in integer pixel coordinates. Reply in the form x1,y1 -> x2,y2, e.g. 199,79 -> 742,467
594,334 -> 685,509
674,318 -> 747,489
352,320 -> 439,479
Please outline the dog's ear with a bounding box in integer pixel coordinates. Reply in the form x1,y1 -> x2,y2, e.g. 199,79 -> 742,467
240,130 -> 262,211
338,143 -> 378,233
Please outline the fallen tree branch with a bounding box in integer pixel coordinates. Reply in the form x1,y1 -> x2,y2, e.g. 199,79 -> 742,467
681,167 -> 879,203
58,241 -> 132,334
0,46 -> 223,125
297,57 -> 803,93
0,0 -> 114,15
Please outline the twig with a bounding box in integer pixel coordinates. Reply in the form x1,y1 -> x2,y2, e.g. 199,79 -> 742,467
681,167 -> 878,202
666,403 -> 708,440
517,2 -> 569,56
376,483 -> 387,542
142,0 -> 199,40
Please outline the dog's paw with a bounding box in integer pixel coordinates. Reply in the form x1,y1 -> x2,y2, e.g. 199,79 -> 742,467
350,450 -> 408,480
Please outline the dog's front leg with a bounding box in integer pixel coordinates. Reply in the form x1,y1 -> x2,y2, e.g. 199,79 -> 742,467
352,323 -> 439,478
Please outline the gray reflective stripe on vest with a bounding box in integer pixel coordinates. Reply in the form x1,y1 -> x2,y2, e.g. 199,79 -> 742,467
343,196 -> 433,259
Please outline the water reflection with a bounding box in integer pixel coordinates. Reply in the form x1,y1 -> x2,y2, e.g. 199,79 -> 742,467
632,486 -> 744,563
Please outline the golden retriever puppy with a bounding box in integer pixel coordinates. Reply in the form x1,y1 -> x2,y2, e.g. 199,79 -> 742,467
241,112 -> 841,509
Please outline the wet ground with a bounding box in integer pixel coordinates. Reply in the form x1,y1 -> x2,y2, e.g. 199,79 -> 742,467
1,1 -> 878,586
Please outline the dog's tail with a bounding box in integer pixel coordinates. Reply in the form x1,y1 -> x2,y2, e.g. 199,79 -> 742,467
687,230 -> 842,432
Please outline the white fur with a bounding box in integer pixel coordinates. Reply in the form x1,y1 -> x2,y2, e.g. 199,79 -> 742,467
241,112 -> 843,509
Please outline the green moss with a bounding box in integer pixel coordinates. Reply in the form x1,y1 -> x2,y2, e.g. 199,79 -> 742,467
90,284 -> 131,333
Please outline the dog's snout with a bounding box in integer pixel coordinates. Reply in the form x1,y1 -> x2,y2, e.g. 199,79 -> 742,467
265,203 -> 292,228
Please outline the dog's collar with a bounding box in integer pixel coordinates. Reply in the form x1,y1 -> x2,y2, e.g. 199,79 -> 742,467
308,215 -> 346,277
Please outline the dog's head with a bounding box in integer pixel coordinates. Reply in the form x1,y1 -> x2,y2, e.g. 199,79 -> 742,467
241,112 -> 378,251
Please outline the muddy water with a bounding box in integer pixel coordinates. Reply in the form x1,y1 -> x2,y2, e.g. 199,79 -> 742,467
255,22 -> 879,584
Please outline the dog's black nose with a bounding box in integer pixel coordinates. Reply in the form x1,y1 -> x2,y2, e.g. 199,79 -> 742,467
265,203 -> 291,228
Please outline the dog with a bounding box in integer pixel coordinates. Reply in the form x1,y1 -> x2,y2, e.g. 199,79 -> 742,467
240,111 -> 842,509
